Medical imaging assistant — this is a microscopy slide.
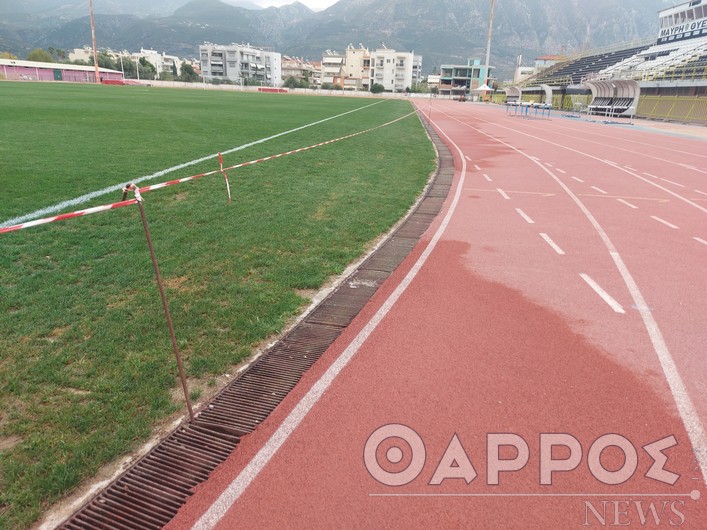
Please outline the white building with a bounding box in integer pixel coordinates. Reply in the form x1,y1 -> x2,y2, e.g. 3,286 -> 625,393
134,48 -> 182,77
199,43 -> 282,86
369,47 -> 422,92
321,50 -> 345,85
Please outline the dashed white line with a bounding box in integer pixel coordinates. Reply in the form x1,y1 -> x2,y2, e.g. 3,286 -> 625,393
617,199 -> 638,209
540,233 -> 565,255
483,174 -> 493,182
515,208 -> 535,224
651,216 -> 680,230
530,156 -> 540,161
556,168 -> 566,174
465,155 -> 472,161
590,186 -> 608,195
580,274 -> 625,314
497,188 -> 511,200
624,166 -> 637,172
695,190 -> 707,197
604,160 -> 618,166
694,237 -> 707,246
660,178 -> 686,188
474,164 -> 481,171
572,177 -> 585,183
643,172 -> 660,179
545,163 -> 554,168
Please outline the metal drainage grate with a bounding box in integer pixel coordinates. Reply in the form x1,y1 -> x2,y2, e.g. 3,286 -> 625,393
59,116 -> 454,529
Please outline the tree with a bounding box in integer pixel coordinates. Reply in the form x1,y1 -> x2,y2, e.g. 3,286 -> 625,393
26,48 -> 53,63
283,76 -> 300,89
138,57 -> 157,80
97,51 -> 117,70
370,83 -> 385,94
178,62 -> 200,82
0,52 -> 17,59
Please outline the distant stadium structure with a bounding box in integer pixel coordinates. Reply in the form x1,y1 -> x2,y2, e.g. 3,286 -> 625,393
503,0 -> 707,123
0,58 -> 123,83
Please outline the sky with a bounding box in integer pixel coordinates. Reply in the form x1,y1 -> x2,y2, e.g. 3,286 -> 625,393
250,0 -> 339,11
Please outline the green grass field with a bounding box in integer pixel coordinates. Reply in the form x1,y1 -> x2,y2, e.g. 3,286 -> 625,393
0,82 -> 436,528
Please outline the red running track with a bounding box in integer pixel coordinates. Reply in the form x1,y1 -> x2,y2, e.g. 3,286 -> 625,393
168,102 -> 706,529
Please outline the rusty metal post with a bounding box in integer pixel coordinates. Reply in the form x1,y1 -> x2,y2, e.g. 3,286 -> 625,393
130,188 -> 194,422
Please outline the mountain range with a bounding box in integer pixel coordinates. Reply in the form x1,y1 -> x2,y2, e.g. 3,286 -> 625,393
0,0 -> 676,78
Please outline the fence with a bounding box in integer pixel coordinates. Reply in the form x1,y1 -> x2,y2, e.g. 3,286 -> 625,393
637,95 -> 707,123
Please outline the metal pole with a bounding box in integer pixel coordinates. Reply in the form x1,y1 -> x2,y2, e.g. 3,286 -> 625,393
130,190 -> 194,422
483,0 -> 496,93
89,0 -> 100,84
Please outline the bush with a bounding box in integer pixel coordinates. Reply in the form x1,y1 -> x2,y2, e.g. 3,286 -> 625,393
371,83 -> 385,94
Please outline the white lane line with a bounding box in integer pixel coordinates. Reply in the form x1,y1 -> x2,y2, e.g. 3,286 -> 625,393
604,160 -> 618,165
191,108 -> 469,530
617,199 -> 638,209
540,233 -> 565,255
497,188 -> 511,200
530,156 -> 540,161
572,177 -> 585,183
660,178 -> 686,188
651,216 -> 680,230
515,208 -> 535,224
440,110 -> 707,482
1,100 -> 387,228
643,172 -> 660,179
474,164 -> 482,170
483,174 -> 493,182
625,166 -> 637,171
695,190 -> 707,197
465,155 -> 472,161
694,237 -> 707,246
556,168 -> 566,174
590,186 -> 608,195
580,274 -> 625,314
545,162 -> 554,168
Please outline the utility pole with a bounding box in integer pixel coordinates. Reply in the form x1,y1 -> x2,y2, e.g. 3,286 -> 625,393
89,0 -> 100,84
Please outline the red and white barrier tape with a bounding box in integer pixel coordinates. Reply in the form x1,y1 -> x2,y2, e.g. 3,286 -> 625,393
1,112 -> 415,235
0,200 -> 137,234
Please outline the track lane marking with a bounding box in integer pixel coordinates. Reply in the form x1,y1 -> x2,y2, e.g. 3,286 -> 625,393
540,233 -> 565,255
617,199 -> 638,209
474,164 -> 482,170
660,178 -> 686,188
191,107 -> 469,529
440,107 -> 707,483
694,237 -> 707,246
651,216 -> 680,229
572,177 -> 585,183
483,174 -> 493,182
515,208 -> 535,224
497,188 -> 511,200
556,168 -> 566,174
580,274 -> 625,314
590,186 -> 608,195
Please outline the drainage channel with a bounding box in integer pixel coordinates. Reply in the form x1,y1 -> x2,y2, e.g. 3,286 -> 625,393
59,112 -> 453,529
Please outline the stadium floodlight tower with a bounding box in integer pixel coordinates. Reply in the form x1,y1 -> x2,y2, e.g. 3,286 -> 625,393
89,0 -> 100,84
482,0 -> 496,96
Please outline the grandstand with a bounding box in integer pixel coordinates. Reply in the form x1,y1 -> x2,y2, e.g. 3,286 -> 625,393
510,0 -> 707,122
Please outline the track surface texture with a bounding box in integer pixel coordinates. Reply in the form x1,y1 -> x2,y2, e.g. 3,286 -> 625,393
168,103 -> 706,529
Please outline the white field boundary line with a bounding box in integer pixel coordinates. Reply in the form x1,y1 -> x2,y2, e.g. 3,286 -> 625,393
0,112 -> 415,235
191,103 -> 468,530
1,100 -> 387,229
440,107 -> 707,485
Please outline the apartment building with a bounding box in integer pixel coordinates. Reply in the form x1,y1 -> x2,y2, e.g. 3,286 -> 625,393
282,56 -> 319,84
321,45 -> 421,92
199,43 -> 282,86
438,58 -> 490,97
369,47 -> 422,92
